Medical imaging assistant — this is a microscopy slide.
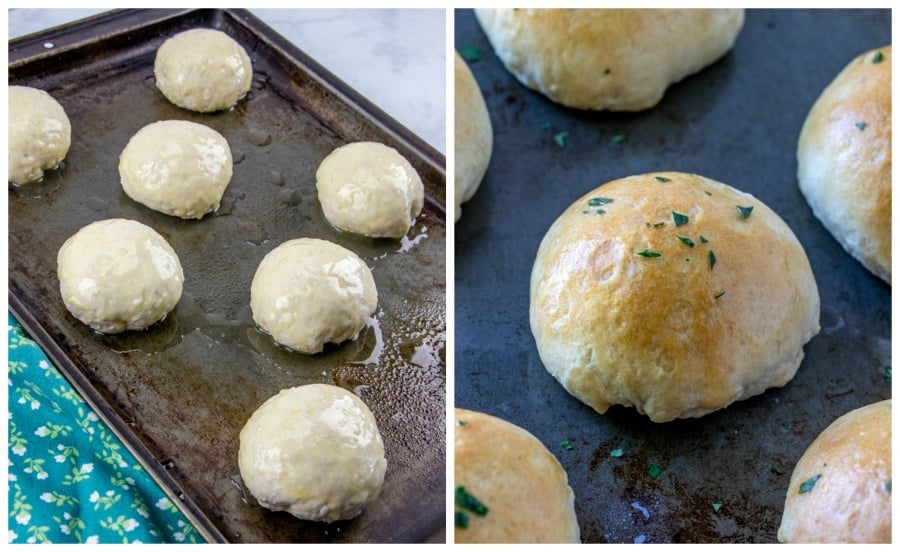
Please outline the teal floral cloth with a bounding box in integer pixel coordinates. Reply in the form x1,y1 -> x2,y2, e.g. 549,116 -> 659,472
7,313 -> 201,543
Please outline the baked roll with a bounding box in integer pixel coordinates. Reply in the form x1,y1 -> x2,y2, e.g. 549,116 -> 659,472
797,46 -> 891,284
529,172 -> 820,422
474,8 -> 744,111
454,51 -> 493,221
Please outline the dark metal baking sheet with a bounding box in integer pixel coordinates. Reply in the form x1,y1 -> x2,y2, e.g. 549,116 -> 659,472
454,8 -> 890,544
8,9 -> 446,544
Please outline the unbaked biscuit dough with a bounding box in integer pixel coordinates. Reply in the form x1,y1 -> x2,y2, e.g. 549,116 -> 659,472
57,218 -> 184,334
250,238 -> 378,354
118,120 -> 233,219
8,85 -> 72,185
316,142 -> 424,238
238,384 -> 387,523
154,28 -> 252,113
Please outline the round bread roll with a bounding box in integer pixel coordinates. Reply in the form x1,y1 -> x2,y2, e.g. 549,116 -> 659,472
530,172 -> 820,423
454,52 -> 493,222
474,8 -> 744,112
454,408 -> 579,543
119,120 -> 233,219
8,85 -> 72,185
154,28 -> 252,113
797,46 -> 891,284
57,218 -> 184,334
239,384 -> 387,523
250,238 -> 377,354
315,141 -> 424,238
778,399 -> 891,543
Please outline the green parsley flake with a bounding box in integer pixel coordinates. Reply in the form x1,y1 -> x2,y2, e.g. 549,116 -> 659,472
672,211 -> 689,227
588,197 -> 613,206
637,249 -> 662,258
676,235 -> 695,248
648,464 -> 662,479
737,205 -> 754,219
554,131 -> 570,147
884,367 -> 891,385
561,440 -> 574,450
455,486 -> 489,516
458,44 -> 482,63
770,465 -> 785,475
457,420 -> 468,426
856,122 -> 867,131
714,291 -> 725,300
885,480 -> 892,493
612,134 -> 626,143
610,448 -> 624,458
712,503 -> 723,513
798,474 -> 822,494
709,250 -> 717,270
654,176 -> 672,182
873,51 -> 884,64
699,235 -> 709,244
604,68 -> 612,75
595,209 -> 606,215
455,511 -> 469,528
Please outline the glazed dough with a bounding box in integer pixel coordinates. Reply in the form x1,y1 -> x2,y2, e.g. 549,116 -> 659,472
530,172 -> 820,422
238,384 -> 387,523
154,28 -> 252,113
8,85 -> 72,185
57,218 -> 184,334
316,142 -> 424,238
250,238 -> 378,354
454,52 -> 493,222
118,120 -> 233,219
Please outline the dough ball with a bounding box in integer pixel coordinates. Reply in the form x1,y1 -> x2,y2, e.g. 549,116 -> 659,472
250,238 -> 377,354
57,218 -> 184,334
454,52 -> 493,222
778,399 -> 891,543
118,120 -> 233,220
529,172 -> 820,422
474,8 -> 744,111
454,408 -> 580,543
315,142 -> 424,238
154,28 -> 252,113
8,85 -> 72,185
797,46 -> 891,284
239,384 -> 387,523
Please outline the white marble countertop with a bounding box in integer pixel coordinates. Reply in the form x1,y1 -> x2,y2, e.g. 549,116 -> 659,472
7,8 -> 446,155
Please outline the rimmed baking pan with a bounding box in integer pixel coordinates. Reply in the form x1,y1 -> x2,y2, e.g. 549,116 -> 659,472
454,8 -> 889,543
9,8 -> 446,543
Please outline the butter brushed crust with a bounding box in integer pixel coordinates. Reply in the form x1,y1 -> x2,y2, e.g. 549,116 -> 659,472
529,172 -> 820,422
454,409 -> 580,543
454,52 -> 493,222
797,46 -> 891,284
778,400 -> 891,543
474,8 -> 744,111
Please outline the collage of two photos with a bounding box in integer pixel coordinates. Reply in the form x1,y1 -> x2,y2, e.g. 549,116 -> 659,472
7,6 -> 892,545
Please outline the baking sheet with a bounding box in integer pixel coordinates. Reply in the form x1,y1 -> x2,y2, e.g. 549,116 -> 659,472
8,8 -> 446,544
454,8 -> 890,544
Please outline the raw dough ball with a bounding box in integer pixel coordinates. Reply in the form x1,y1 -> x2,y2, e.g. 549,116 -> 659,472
474,8 -> 744,111
8,85 -> 72,185
316,142 -> 424,238
250,238 -> 377,354
797,45 -> 891,284
118,120 -> 233,219
454,52 -> 493,222
154,28 -> 252,113
778,399 -> 891,543
57,218 -> 184,334
454,408 -> 580,543
530,172 -> 820,422
238,384 -> 387,523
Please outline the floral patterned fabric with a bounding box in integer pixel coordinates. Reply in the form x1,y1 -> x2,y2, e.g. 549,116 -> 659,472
7,313 -> 201,543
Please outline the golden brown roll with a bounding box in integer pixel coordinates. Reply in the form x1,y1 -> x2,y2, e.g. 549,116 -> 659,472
778,399 -> 891,543
454,408 -> 579,543
797,46 -> 891,284
474,8 -> 744,111
529,172 -> 820,422
454,51 -> 493,222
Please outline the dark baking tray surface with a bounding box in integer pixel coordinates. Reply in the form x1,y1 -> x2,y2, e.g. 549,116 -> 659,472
9,9 -> 446,544
455,8 -> 890,544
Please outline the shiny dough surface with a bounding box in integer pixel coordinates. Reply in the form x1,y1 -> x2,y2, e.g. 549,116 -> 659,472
8,85 -> 72,185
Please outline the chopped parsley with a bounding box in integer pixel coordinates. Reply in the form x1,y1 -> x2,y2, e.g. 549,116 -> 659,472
712,503 -> 723,513
884,367 -> 891,385
604,67 -> 612,75
873,50 -> 884,64
455,486 -> 489,516
637,249 -> 662,258
648,464 -> 663,479
885,480 -> 892,493
798,474 -> 822,494
458,44 -> 482,63
708,250 -> 717,270
856,122 -> 867,131
588,197 -> 613,206
676,235 -> 695,248
457,420 -> 468,426
561,440 -> 574,450
714,291 -> 725,300
737,205 -> 754,219
612,133 -> 626,143
610,448 -> 624,458
654,176 -> 672,182
699,235 -> 709,244
646,221 -> 665,228
595,209 -> 606,215
455,511 -> 469,528
770,465 -> 785,475
554,131 -> 570,147
672,211 -> 689,227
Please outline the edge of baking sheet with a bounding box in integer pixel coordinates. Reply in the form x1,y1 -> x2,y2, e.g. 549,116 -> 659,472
8,8 -> 446,544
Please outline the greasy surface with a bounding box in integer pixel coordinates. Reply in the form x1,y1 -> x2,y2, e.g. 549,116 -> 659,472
455,8 -> 890,544
9,9 -> 445,544
529,173 -> 820,423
